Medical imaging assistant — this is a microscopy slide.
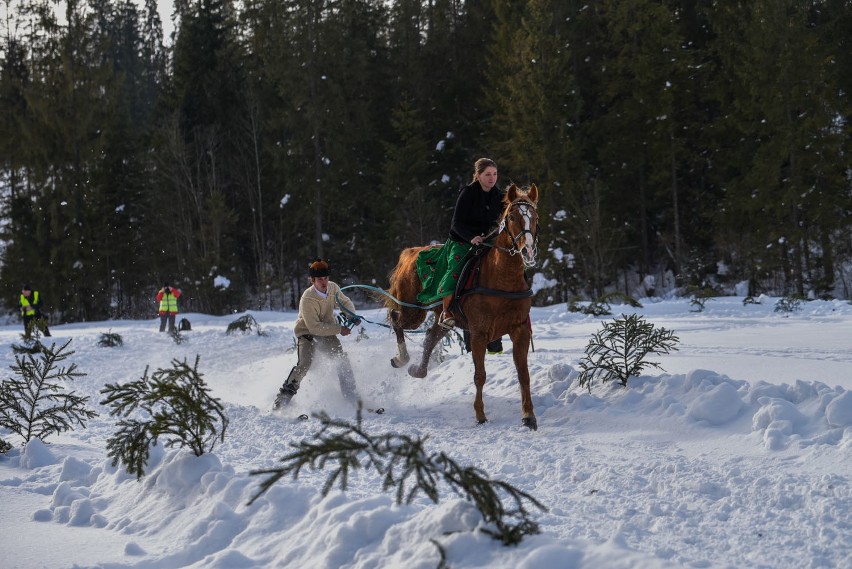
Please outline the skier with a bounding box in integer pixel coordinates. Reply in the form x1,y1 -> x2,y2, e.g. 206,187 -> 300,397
274,259 -> 360,409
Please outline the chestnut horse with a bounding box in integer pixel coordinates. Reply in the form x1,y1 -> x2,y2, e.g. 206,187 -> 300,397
385,183 -> 539,430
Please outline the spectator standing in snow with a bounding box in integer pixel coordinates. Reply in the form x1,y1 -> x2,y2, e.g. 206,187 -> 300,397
273,259 -> 360,409
19,284 -> 51,338
156,282 -> 182,332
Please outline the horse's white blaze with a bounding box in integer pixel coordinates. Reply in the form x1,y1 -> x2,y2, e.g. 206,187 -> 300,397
518,204 -> 537,264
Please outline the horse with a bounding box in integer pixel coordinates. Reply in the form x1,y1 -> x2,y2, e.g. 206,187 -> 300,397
384,183 -> 540,430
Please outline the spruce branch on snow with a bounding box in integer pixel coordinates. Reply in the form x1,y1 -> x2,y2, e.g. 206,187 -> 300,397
12,327 -> 48,355
567,292 -> 642,317
100,355 -> 228,479
0,339 -> 97,444
168,328 -> 188,344
97,330 -> 124,347
226,314 -> 267,336
578,313 -> 680,391
775,294 -> 806,313
249,406 -> 547,546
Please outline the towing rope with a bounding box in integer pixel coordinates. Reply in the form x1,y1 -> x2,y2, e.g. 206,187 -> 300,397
334,284 -> 441,329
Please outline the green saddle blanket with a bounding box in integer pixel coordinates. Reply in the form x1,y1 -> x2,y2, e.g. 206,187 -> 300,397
415,239 -> 472,305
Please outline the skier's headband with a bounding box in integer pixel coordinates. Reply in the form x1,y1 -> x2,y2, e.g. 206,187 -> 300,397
308,259 -> 330,278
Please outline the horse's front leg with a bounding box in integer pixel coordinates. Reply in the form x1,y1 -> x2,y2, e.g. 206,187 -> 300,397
470,334 -> 488,424
389,309 -> 410,368
407,311 -> 443,378
511,327 -> 537,431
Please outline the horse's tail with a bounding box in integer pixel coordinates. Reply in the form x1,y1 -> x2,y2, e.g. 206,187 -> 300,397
385,246 -> 425,313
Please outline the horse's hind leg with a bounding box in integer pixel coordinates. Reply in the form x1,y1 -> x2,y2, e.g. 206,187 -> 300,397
389,309 -> 410,368
407,310 -> 443,378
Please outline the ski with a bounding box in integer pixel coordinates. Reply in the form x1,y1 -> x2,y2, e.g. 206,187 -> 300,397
294,408 -> 384,421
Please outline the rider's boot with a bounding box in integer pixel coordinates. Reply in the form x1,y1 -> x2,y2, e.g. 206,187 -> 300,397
439,295 -> 455,329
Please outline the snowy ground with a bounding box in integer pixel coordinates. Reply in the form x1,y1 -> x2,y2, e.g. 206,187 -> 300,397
2,296 -> 851,569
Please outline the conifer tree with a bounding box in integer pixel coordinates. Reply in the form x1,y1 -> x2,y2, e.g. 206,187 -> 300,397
582,0 -> 694,276
380,98 -> 437,248
701,0 -> 851,296
0,33 -> 37,300
578,313 -> 679,391
153,0 -> 246,313
246,0 -> 391,276
0,340 -> 97,444
486,0 -> 586,291
100,355 -> 229,478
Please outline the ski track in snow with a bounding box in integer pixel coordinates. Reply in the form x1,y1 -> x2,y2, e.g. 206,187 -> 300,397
1,297 -> 851,568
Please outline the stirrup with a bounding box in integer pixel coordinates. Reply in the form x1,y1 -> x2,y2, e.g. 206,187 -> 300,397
438,312 -> 455,330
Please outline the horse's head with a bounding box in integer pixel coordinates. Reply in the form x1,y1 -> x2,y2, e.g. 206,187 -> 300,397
498,183 -> 539,267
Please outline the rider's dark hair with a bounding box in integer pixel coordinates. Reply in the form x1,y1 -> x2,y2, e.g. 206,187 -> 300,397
309,258 -> 330,278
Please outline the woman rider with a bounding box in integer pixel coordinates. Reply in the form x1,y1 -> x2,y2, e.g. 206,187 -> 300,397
423,158 -> 503,329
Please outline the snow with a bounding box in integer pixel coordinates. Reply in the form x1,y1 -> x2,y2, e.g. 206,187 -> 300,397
2,296 -> 851,569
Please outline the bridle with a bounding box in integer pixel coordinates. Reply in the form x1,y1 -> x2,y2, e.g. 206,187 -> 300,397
488,199 -> 539,267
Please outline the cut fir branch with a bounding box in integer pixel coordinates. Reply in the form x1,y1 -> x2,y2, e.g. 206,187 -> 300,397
578,313 -> 680,392
226,314 -> 267,336
100,355 -> 229,478
249,407 -> 546,546
0,340 -> 97,444
97,330 -> 124,347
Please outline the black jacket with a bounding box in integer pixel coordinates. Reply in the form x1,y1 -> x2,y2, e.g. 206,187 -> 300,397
449,181 -> 504,243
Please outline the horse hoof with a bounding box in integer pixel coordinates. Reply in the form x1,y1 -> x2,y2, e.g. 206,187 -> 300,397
477,417 -> 488,425
522,416 -> 538,431
408,365 -> 427,378
390,356 -> 409,368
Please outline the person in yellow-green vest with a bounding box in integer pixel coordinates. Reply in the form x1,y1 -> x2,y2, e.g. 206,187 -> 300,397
156,282 -> 182,332
19,284 -> 51,337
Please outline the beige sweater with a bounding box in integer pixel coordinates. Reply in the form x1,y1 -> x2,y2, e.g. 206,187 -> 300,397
293,281 -> 356,338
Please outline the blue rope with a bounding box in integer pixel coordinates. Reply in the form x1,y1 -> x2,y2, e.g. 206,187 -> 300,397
334,284 -> 441,329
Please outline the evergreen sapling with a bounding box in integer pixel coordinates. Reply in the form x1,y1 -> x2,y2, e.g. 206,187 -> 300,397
97,330 -> 124,347
578,313 -> 679,391
100,355 -> 229,478
0,340 -> 97,444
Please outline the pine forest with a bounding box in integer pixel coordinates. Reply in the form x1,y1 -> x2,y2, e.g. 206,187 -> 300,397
0,0 -> 850,322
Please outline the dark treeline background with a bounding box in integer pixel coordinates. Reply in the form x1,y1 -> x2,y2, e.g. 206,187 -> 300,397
1,0 -> 850,322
